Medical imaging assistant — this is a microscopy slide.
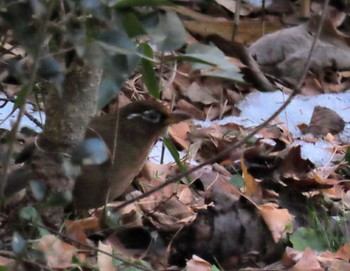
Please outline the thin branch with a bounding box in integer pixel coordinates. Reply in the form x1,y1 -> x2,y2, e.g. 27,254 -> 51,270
24,111 -> 43,129
231,0 -> 241,41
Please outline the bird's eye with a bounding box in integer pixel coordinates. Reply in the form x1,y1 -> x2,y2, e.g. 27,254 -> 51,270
142,110 -> 161,123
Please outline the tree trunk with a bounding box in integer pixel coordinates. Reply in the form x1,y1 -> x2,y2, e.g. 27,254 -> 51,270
30,61 -> 101,224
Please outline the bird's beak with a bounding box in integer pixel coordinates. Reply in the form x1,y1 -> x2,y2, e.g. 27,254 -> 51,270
165,112 -> 191,125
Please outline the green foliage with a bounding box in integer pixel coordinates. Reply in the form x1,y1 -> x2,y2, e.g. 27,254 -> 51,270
37,57 -> 64,96
113,0 -> 173,8
71,138 -> 109,166
0,0 -> 187,107
230,174 -> 244,189
13,87 -> 31,110
181,43 -> 244,82
149,12 -> 186,51
140,43 -> 160,98
46,191 -> 73,207
290,201 -> 346,252
104,207 -> 121,229
19,207 -> 50,236
211,265 -> 221,271
11,232 -> 26,254
290,227 -> 329,251
121,12 -> 147,37
162,136 -> 191,184
344,146 -> 350,163
113,258 -> 152,270
19,206 -> 40,221
29,180 -> 47,201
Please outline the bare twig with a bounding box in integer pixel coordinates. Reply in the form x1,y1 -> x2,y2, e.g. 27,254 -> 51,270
231,0 -> 241,41
261,0 -> 266,35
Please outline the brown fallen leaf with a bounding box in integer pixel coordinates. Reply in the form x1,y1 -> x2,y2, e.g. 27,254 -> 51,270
278,146 -> 315,181
299,106 -> 345,136
37,235 -> 84,269
97,242 -> 117,271
286,248 -> 323,271
178,186 -> 193,205
184,17 -> 282,44
66,219 -> 92,245
142,162 -> 172,182
186,255 -> 212,271
180,81 -> 219,105
168,121 -> 191,149
259,204 -> 294,243
203,103 -> 232,120
177,99 -> 206,120
250,16 -> 350,84
0,256 -> 14,267
241,155 -> 262,200
334,243 -> 350,261
317,256 -> 350,271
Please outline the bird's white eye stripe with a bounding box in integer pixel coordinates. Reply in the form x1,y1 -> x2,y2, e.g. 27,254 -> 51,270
144,110 -> 157,116
126,110 -> 161,123
127,113 -> 142,120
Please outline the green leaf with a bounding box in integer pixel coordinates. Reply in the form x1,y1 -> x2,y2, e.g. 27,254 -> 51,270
290,227 -> 328,251
38,57 -> 65,97
104,208 -> 121,229
139,11 -> 160,33
181,43 -> 244,82
90,30 -> 140,108
345,146 -> 350,163
163,137 -> 180,160
169,55 -> 218,66
186,43 -> 225,69
97,29 -> 138,53
149,12 -> 186,51
19,207 -> 49,237
114,258 -> 152,270
19,206 -> 39,220
85,30 -> 137,68
81,0 -> 102,9
46,191 -> 72,207
0,2 -> 40,54
139,43 -> 160,98
13,86 -> 30,110
230,174 -> 244,189
112,0 -> 173,8
121,12 -> 147,37
162,137 -> 190,184
30,0 -> 46,19
0,266 -> 9,271
11,232 -> 26,254
66,23 -> 87,58
80,0 -> 107,19
203,69 -> 244,82
72,138 -> 109,166
29,180 -> 46,201
211,266 -> 221,271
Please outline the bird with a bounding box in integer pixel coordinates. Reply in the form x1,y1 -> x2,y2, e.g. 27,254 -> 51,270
3,100 -> 190,209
